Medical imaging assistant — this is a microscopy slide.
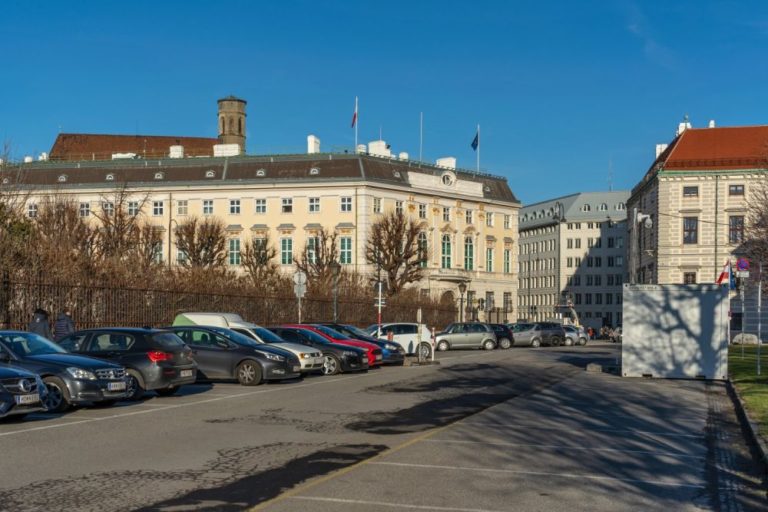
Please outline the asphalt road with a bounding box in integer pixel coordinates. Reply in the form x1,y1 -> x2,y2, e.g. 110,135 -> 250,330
0,343 -> 765,511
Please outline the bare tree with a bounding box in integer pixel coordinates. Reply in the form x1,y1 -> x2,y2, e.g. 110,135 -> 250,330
129,223 -> 164,269
174,216 -> 228,269
745,180 -> 768,264
32,197 -> 97,276
295,228 -> 339,290
241,233 -> 285,287
365,210 -> 428,296
91,184 -> 150,260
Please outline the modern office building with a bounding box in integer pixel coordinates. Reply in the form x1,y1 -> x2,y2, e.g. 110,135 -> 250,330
518,191 -> 629,329
2,98 -> 521,319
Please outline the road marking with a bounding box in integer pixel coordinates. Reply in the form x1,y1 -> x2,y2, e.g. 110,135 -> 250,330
422,439 -> 705,459
0,374 -> 365,438
371,461 -> 709,489
290,496 -> 507,512
459,421 -> 704,438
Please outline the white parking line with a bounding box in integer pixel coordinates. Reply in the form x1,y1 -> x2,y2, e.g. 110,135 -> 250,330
458,421 -> 704,438
0,373 -> 367,438
422,439 -> 705,459
371,461 -> 709,489
291,496 -> 507,512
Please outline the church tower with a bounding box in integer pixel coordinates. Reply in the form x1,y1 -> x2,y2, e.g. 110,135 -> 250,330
217,96 -> 247,152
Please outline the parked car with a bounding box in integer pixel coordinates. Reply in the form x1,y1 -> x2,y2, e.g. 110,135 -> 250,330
267,326 -> 369,375
169,326 -> 301,385
509,322 -> 566,348
0,365 -> 47,420
435,323 -> 497,351
365,323 -> 433,356
0,331 -> 128,412
488,324 -> 514,349
283,324 -> 383,367
56,328 -> 197,400
318,323 -> 405,365
173,313 -> 324,374
563,325 -> 588,346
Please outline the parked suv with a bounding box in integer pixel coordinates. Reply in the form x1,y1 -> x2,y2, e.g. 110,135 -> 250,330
435,323 -> 497,351
57,328 -> 197,400
510,322 -> 566,348
488,324 -> 514,349
0,366 -> 47,420
365,323 -> 432,355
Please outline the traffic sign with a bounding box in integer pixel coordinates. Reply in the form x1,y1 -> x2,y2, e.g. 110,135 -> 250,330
737,258 -> 750,271
736,271 -> 750,278
293,271 -> 307,285
293,283 -> 306,298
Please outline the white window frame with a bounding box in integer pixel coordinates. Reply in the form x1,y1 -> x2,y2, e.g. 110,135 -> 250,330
203,200 -> 214,216
152,201 -> 164,217
127,201 -> 139,216
340,237 -> 352,264
340,196 -> 352,212
229,199 -> 241,215
282,198 -> 293,214
177,200 -> 188,216
79,202 -> 90,217
255,198 -> 266,214
373,197 -> 382,214
281,238 -> 293,265
228,238 -> 241,265
309,197 -> 321,213
486,212 -> 494,227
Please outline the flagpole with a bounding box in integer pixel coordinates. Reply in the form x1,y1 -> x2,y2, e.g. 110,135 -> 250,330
354,96 -> 359,150
419,112 -> 423,162
476,124 -> 480,172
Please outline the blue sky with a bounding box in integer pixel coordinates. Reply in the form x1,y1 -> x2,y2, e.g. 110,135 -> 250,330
2,1 -> 767,204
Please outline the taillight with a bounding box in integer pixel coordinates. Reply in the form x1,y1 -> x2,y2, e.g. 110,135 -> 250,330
147,351 -> 172,362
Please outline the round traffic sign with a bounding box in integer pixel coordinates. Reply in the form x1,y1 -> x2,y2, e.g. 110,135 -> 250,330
737,258 -> 750,271
293,271 -> 307,285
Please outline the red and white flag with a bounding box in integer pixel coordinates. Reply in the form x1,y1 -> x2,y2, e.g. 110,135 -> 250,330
350,96 -> 358,128
716,260 -> 731,285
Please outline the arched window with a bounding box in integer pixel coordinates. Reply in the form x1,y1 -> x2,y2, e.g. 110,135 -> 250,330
582,204 -> 591,212
418,232 -> 428,268
229,117 -> 234,132
238,117 -> 242,135
599,203 -> 608,211
220,117 -> 224,135
441,234 -> 452,269
464,236 -> 474,270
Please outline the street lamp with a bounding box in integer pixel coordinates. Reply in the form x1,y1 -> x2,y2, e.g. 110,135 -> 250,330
458,282 -> 467,323
330,260 -> 341,322
553,201 -> 565,305
630,208 -> 653,284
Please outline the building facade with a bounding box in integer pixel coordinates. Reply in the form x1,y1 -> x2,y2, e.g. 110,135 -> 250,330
518,191 -> 629,329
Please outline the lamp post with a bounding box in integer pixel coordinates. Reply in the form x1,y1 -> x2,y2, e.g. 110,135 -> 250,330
458,282 -> 467,323
553,201 -> 565,306
631,208 -> 653,284
330,261 -> 341,322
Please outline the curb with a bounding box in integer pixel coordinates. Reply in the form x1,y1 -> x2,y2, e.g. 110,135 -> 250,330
726,379 -> 768,469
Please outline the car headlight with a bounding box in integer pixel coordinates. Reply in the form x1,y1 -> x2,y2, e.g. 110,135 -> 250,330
385,343 -> 398,351
263,353 -> 285,362
299,353 -> 311,359
66,367 -> 97,380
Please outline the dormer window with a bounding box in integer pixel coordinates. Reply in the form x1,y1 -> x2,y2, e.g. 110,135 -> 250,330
309,167 -> 320,176
582,204 -> 591,212
105,173 -> 115,181
483,185 -> 491,192
1,178 -> 8,185
154,172 -> 165,180
599,203 -> 608,211
58,174 -> 68,183
616,202 -> 626,210
256,169 -> 266,177
205,170 -> 216,178
393,170 -> 401,178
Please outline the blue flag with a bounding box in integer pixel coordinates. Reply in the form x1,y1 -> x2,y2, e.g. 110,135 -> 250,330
471,131 -> 479,151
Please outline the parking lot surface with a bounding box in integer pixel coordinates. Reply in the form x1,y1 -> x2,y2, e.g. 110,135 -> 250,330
1,343 -> 765,511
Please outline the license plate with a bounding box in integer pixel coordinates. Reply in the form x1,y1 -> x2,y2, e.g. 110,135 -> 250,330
180,369 -> 193,378
362,357 -> 369,363
15,393 -> 39,405
293,365 -> 301,372
375,355 -> 382,361
107,382 -> 126,391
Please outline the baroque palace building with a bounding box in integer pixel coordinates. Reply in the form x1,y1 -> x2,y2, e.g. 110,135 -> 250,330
2,97 -> 521,320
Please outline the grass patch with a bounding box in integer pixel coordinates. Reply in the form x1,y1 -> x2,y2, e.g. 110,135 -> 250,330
729,346 -> 768,437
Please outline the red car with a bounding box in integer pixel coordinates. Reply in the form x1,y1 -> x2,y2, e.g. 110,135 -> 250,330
281,324 -> 384,367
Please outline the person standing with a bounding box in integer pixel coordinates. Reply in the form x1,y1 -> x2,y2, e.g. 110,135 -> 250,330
28,308 -> 52,340
54,308 -> 76,341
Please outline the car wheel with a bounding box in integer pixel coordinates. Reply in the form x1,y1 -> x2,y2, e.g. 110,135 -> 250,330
236,360 -> 263,386
550,336 -> 562,347
498,338 -> 512,350
437,340 -> 450,352
156,386 -> 179,397
580,337 -> 588,346
482,339 -> 496,350
43,376 -> 71,413
531,338 -> 541,348
321,354 -> 341,376
125,370 -> 146,401
564,337 -> 573,347
418,342 -> 432,360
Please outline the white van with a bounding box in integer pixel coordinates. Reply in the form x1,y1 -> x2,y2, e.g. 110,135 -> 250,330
173,313 -> 324,373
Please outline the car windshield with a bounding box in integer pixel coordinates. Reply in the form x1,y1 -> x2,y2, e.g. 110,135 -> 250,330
151,332 -> 186,348
364,324 -> 379,334
0,333 -> 67,356
253,327 -> 285,343
512,323 -> 534,332
296,329 -> 330,344
343,325 -> 372,338
312,325 -> 350,340
207,326 -> 262,348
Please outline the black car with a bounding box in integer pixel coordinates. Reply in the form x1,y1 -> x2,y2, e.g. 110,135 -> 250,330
169,326 -> 301,385
267,326 -> 369,375
489,324 -> 514,349
318,323 -> 405,365
0,365 -> 47,420
57,328 -> 197,400
0,331 -> 128,412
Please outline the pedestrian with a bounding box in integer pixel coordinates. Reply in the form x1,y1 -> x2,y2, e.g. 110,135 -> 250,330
28,308 -> 52,340
54,308 -> 76,341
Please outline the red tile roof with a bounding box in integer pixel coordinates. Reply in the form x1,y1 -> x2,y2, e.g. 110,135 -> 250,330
662,125 -> 768,170
49,133 -> 219,161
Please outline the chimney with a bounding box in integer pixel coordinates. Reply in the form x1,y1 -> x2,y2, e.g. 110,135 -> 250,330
169,145 -> 184,158
655,144 -> 668,158
708,119 -> 716,128
398,151 -> 409,160
436,157 -> 456,169
23,156 -> 33,163
676,114 -> 692,136
368,140 -> 391,158
356,144 -> 367,154
307,135 -> 321,154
